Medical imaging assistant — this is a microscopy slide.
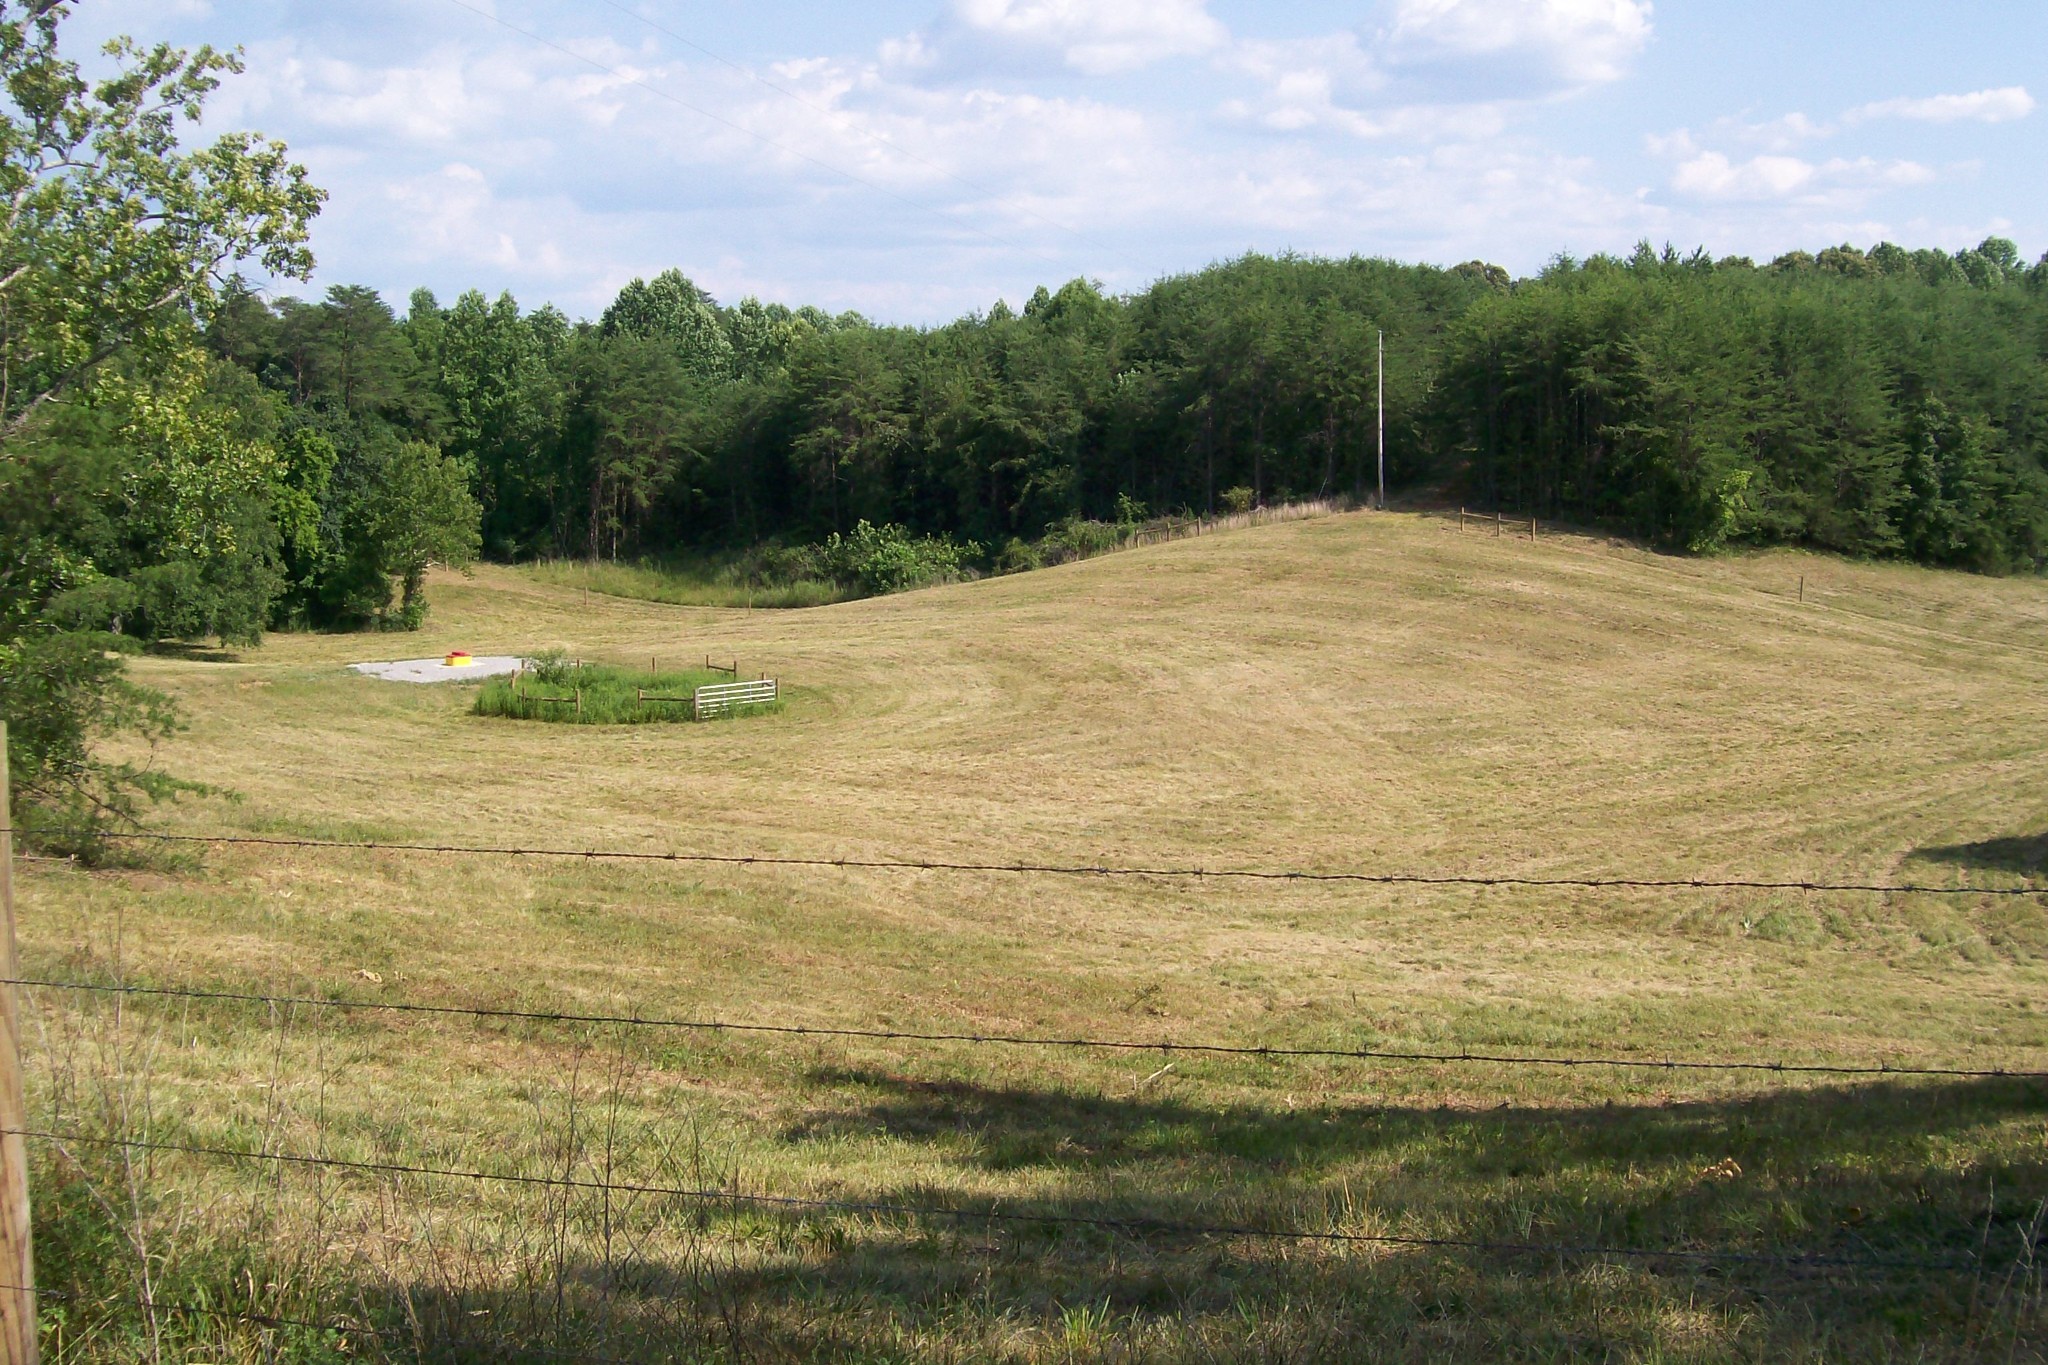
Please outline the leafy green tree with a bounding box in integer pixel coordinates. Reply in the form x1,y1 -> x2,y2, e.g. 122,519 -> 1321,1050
601,268 -> 734,379
370,440 -> 482,624
0,3 -> 320,437
0,1 -> 322,849
408,287 -> 562,556
577,335 -> 698,560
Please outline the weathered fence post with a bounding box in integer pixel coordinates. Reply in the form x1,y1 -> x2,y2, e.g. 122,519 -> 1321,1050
0,722 -> 37,1364
1494,511 -> 1502,538
1459,507 -> 1466,532
1531,514 -> 1538,540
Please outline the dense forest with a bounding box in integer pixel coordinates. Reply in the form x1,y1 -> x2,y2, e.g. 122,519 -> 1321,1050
197,235 -> 2048,632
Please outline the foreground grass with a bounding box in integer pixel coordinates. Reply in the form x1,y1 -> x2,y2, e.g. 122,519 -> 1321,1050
17,508 -> 2048,1360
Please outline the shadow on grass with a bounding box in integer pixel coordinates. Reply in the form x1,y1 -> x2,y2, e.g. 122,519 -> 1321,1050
1911,833 -> 2048,876
140,640 -> 243,663
312,1072 -> 2048,1363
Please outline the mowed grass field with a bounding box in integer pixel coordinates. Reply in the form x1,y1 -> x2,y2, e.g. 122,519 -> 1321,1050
17,508 -> 2048,1362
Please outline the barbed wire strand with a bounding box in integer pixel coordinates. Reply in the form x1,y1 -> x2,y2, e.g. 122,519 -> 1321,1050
13,977 -> 2044,1080
82,831 -> 2045,897
10,1127 -> 1978,1274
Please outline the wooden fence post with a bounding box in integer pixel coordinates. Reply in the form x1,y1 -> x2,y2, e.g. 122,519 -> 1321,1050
1531,514 -> 1538,540
0,722 -> 37,1364
1494,511 -> 1502,538
1459,507 -> 1466,532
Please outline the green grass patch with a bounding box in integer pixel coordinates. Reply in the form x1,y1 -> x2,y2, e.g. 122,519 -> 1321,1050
472,660 -> 782,725
522,558 -> 851,609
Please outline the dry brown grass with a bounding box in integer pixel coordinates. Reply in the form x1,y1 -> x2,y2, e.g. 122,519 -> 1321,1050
14,507 -> 2048,1361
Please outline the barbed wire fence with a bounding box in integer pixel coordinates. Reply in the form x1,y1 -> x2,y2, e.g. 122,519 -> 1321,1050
6,820 -> 2048,1359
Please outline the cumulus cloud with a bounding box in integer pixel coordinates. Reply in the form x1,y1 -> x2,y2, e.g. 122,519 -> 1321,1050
1849,86 -> 2035,125
1221,0 -> 1651,144
1384,0 -> 1654,88
74,0 -> 2029,324
1705,111 -> 1832,152
1671,152 -> 1815,200
909,0 -> 1228,76
1649,84 -> 2007,215
1669,151 -> 1934,204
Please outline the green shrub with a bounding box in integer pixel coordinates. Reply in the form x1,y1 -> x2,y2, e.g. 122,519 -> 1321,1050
994,537 -> 1045,574
1035,518 -> 1124,566
817,521 -> 979,595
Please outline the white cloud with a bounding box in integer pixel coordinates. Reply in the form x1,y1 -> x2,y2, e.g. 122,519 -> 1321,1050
1672,152 -> 1814,200
1384,0 -> 1654,87
1710,111 -> 1832,152
1221,0 -> 1649,145
1669,151 -> 1934,204
945,0 -> 1228,75
1849,86 -> 2034,125
80,0 -> 2038,325
386,163 -> 523,269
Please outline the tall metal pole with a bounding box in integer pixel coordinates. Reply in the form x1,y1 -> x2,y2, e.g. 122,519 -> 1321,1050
0,723 -> 35,1364
1376,330 -> 1386,510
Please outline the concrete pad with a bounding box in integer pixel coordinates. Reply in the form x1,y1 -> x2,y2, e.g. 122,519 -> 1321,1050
350,656 -> 525,684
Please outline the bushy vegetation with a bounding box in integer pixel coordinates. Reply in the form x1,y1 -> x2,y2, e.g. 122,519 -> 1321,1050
1433,243 -> 2048,564
472,654 -> 776,725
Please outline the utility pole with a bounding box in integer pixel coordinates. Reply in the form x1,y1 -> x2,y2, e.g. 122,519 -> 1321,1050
1376,330 -> 1386,510
0,723 -> 34,1365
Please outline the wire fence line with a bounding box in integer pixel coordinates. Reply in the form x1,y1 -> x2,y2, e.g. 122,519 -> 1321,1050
11,825 -> 2044,1353
84,830 -> 2046,897
14,977 -> 2046,1081
9,1128 -> 1984,1276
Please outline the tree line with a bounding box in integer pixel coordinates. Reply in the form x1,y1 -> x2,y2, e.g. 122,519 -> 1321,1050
198,235 -> 2048,616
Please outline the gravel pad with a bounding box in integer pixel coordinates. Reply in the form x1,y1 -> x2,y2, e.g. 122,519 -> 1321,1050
350,656 -> 525,684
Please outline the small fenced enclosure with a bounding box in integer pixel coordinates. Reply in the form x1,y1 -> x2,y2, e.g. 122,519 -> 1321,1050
691,677 -> 779,719
475,660 -> 783,726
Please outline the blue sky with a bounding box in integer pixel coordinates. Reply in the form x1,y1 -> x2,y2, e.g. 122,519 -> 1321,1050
70,0 -> 2045,323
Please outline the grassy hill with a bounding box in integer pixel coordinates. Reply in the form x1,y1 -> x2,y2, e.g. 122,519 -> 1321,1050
18,508 -> 2048,1361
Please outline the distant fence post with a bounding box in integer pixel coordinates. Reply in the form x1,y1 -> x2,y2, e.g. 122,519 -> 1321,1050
1459,507 -> 1466,532
0,723 -> 37,1364
1494,511 -> 1501,538
1531,514 -> 1538,540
